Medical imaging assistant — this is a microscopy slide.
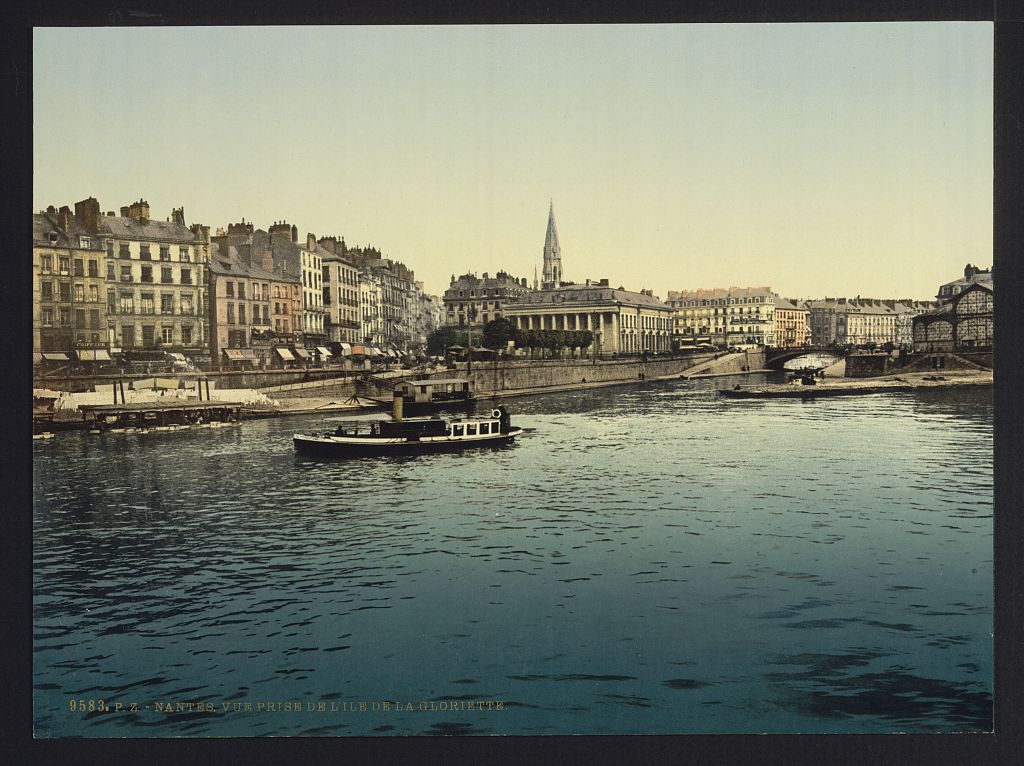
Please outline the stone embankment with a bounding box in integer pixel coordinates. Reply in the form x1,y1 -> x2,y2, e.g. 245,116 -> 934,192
719,369 -> 992,399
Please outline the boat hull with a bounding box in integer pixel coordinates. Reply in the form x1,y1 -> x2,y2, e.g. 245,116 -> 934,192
293,428 -> 523,458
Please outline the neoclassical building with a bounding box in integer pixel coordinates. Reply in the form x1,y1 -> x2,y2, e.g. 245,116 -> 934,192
443,271 -> 532,328
503,281 -> 673,354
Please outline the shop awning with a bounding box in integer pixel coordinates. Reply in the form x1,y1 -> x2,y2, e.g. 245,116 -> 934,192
239,348 -> 257,359
223,349 -> 246,360
292,348 -> 311,359
387,349 -> 398,357
338,343 -> 352,355
350,345 -> 367,356
168,352 -> 187,362
75,349 -> 112,361
274,347 -> 295,360
41,352 -> 70,361
316,346 -> 333,357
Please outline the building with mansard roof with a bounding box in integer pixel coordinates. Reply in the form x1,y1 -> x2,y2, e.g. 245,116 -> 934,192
504,280 -> 673,354
442,271 -> 532,328
666,286 -> 776,348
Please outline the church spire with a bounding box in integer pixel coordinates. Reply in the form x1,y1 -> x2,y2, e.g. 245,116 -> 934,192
542,200 -> 562,290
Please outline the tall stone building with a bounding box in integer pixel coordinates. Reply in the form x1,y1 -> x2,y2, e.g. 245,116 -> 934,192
442,271 -> 531,328
666,286 -> 776,348
33,206 -> 108,355
45,198 -> 212,356
541,201 -> 563,290
316,236 -> 361,345
347,246 -> 417,351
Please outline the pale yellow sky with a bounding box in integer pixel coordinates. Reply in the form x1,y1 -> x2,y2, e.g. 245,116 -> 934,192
34,23 -> 993,300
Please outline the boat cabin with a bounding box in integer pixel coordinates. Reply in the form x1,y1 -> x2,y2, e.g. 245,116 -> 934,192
394,378 -> 473,405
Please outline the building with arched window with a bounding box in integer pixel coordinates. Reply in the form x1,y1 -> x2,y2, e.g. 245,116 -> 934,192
913,282 -> 993,352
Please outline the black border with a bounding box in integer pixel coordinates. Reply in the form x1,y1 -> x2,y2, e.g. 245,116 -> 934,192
5,1 -> 1021,764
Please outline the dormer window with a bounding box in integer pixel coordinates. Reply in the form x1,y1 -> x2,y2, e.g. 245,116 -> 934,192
48,232 -> 58,245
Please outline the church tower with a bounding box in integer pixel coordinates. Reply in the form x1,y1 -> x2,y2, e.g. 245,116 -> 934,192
542,200 -> 562,290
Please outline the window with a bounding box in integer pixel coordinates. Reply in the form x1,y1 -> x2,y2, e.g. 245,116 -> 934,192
90,309 -> 99,329
41,282 -> 53,301
226,281 -> 234,297
161,267 -> 173,284
180,268 -> 192,285
238,283 -> 246,300
107,289 -> 116,314
122,325 -> 135,346
40,255 -> 52,274
41,308 -> 53,326
59,256 -> 70,275
75,309 -> 86,328
180,294 -> 194,315
120,292 -> 134,315
161,325 -> 174,344
141,245 -> 154,261
106,261 -> 115,280
480,422 -> 490,435
180,246 -> 190,262
238,304 -> 246,325
73,259 -> 84,276
181,326 -> 192,345
467,424 -> 477,436
59,307 -> 71,326
273,285 -> 280,298
161,294 -> 174,314
453,424 -> 464,437
119,244 -> 130,259
59,282 -> 71,302
142,325 -> 155,347
88,259 -> 99,277
160,246 -> 170,261
121,265 -> 133,282
89,285 -> 99,303
140,293 -> 155,315
227,304 -> 235,324
74,284 -> 85,302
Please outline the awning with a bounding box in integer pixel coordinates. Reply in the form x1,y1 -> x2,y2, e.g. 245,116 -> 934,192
292,348 -> 311,359
33,353 -> 43,364
223,349 -> 246,360
168,352 -> 187,362
239,348 -> 257,359
75,349 -> 112,361
41,352 -> 70,361
274,347 -> 295,361
370,347 -> 383,357
316,346 -> 333,357
339,342 -> 352,355
350,344 -> 367,356
387,349 -> 398,358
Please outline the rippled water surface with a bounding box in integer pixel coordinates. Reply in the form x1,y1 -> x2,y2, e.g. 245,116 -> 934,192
33,375 -> 993,736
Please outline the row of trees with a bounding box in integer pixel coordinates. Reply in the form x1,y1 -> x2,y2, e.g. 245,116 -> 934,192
426,318 -> 595,356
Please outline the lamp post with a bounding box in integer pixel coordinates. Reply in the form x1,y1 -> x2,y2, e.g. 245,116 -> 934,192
467,305 -> 477,374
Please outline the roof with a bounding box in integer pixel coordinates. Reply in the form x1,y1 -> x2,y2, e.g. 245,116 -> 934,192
101,215 -> 196,244
667,286 -> 774,303
33,213 -> 103,249
506,285 -> 670,311
773,296 -> 806,310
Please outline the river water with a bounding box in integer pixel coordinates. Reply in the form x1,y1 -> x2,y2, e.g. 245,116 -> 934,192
32,373 -> 993,736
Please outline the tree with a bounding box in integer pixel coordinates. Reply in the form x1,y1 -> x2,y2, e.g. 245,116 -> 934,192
426,327 -> 468,355
482,317 -> 520,349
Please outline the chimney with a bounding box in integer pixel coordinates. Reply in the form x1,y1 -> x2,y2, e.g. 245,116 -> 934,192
291,224 -> 298,243
171,207 -> 185,225
121,199 -> 150,222
268,220 -> 292,240
57,206 -> 72,232
46,205 -> 56,215
307,233 -> 317,251
74,197 -> 101,233
262,249 -> 274,273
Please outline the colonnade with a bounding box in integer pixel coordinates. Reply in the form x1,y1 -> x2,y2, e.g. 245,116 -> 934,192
508,311 -> 673,354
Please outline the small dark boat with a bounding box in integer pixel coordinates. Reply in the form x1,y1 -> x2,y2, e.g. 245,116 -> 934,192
293,397 -> 523,457
393,378 -> 474,414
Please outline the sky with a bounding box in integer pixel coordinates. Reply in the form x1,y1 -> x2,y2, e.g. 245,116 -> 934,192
33,23 -> 993,300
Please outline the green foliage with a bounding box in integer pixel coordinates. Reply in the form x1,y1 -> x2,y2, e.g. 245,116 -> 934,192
515,328 -> 595,355
426,327 -> 469,355
482,318 -> 521,349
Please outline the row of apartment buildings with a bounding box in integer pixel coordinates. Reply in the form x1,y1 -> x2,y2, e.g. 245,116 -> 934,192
32,198 -> 442,368
440,269 -> 990,355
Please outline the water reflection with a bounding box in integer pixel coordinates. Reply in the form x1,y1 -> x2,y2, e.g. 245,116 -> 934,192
34,376 -> 992,736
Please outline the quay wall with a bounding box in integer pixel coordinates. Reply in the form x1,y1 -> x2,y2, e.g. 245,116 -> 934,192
33,368 -> 355,394
449,350 -> 764,397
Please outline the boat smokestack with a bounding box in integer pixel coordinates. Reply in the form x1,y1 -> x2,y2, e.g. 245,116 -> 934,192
392,390 -> 403,422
